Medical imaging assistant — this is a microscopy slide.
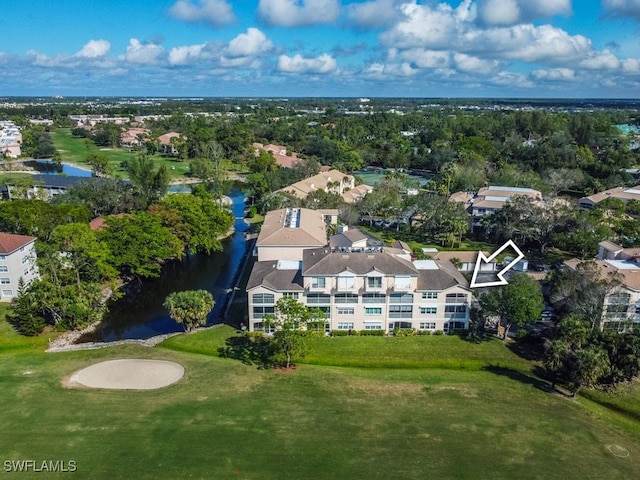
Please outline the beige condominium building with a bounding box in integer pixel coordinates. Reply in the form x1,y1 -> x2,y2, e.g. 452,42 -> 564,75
247,208 -> 472,334
579,186 -> 640,210
0,232 -> 39,301
563,240 -> 640,332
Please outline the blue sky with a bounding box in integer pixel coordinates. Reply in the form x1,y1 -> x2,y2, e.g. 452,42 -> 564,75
1,0 -> 639,97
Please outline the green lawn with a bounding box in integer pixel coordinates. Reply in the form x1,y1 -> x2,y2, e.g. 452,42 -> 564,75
2,319 -> 640,479
51,128 -> 192,180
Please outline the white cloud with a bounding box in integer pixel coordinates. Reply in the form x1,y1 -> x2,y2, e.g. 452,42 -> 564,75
169,0 -> 235,26
258,0 -> 340,27
531,67 -> 575,81
490,70 -> 534,88
622,58 -> 640,75
399,48 -> 450,69
345,0 -> 403,29
168,44 -> 207,65
464,24 -> 593,64
277,53 -> 337,73
225,28 -> 273,58
380,2 -> 468,50
579,50 -> 620,70
479,0 -> 571,26
453,53 -> 499,74
76,39 -> 111,58
602,0 -> 640,22
123,39 -> 164,65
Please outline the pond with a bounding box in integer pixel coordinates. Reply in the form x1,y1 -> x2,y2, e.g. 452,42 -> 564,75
82,189 -> 249,342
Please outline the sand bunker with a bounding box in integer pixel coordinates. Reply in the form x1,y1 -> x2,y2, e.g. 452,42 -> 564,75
68,359 -> 185,390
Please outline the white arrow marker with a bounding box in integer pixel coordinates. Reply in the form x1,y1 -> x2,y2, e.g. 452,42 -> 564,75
470,240 -> 525,288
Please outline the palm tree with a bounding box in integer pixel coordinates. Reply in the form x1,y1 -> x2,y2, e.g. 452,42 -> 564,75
544,339 -> 569,389
164,290 -> 215,332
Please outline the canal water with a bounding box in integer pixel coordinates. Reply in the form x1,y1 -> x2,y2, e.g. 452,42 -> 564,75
26,161 -> 249,341
90,188 -> 249,341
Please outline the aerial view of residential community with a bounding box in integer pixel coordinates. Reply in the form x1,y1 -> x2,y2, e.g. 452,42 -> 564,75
2,1 -> 640,479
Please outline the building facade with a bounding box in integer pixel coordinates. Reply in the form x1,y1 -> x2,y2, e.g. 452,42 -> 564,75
0,232 -> 39,301
247,209 -> 471,334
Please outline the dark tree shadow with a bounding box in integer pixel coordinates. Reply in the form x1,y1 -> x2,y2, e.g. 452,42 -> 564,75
506,337 -> 546,361
218,335 -> 277,369
483,365 -> 555,394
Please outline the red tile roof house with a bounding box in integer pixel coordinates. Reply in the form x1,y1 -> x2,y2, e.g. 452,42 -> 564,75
252,142 -> 301,168
157,132 -> 182,155
120,128 -> 151,149
0,232 -> 40,301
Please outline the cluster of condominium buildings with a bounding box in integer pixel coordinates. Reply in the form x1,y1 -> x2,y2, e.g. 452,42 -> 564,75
0,121 -> 21,158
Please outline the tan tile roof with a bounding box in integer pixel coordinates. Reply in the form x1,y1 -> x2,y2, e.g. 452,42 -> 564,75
247,261 -> 304,291
302,247 -> 417,276
280,170 -> 353,199
581,186 -> 640,205
449,191 -> 474,204
341,184 -> 373,203
565,258 -> 640,291
477,186 -> 542,199
158,132 -> 181,145
257,208 -> 328,247
0,232 -> 36,254
253,142 -> 300,169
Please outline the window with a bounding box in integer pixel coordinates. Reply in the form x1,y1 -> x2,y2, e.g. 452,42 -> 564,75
0,266 -> 7,273
422,292 -> 438,300
367,276 -> 382,289
364,322 -> 382,330
19,246 -> 25,252
337,307 -> 355,315
21,256 -> 28,264
445,305 -> 467,313
389,321 -> 412,330
363,293 -> 385,304
0,278 -> 9,285
282,292 -> 299,299
445,293 -> 467,304
389,293 -> 413,304
420,307 -> 437,315
337,276 -> 355,290
389,305 -> 413,318
337,322 -> 354,330
253,322 -> 275,334
365,307 -> 382,315
606,304 -> 629,319
23,269 -> 29,276
609,292 -> 631,304
316,306 -> 331,318
420,322 -> 436,330
0,255 -> 5,261
252,306 -> 274,319
2,290 -> 12,297
306,293 -> 331,304
394,275 -> 412,289
334,293 -> 358,304
252,293 -> 274,304
311,277 -> 326,289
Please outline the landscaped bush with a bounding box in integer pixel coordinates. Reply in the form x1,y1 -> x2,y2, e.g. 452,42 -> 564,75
245,331 -> 265,338
393,328 -> 416,336
432,330 -> 445,336
331,330 -> 351,336
358,329 -> 385,336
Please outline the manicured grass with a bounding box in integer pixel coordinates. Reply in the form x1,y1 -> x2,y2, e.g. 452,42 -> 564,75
51,128 -> 191,180
2,320 -> 640,479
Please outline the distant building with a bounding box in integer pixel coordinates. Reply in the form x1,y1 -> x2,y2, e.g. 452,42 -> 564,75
0,232 -> 39,301
157,132 -> 182,155
120,127 -> 150,149
278,169 -> 372,204
4,175 -> 94,201
450,185 -> 542,227
579,186 -> 640,210
252,142 -> 300,168
0,120 -> 22,158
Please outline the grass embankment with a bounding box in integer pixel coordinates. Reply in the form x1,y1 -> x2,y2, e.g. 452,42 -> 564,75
51,128 -> 191,180
2,317 -> 640,479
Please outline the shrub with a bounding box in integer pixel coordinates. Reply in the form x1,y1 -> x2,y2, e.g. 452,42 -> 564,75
358,329 -> 385,336
432,330 -> 445,336
331,330 -> 351,336
393,328 -> 416,337
247,206 -> 257,218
